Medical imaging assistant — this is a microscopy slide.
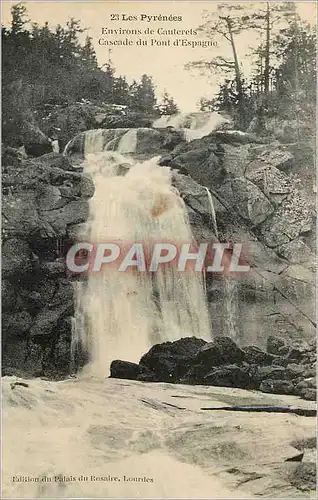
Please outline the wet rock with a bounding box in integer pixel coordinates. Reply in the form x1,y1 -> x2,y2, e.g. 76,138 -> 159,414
213,130 -> 264,145
79,175 -> 95,199
110,360 -> 141,380
196,336 -> 245,369
180,363 -> 210,385
110,360 -> 155,381
246,149 -> 293,180
260,379 -> 295,395
172,172 -> 215,220
139,337 -> 207,382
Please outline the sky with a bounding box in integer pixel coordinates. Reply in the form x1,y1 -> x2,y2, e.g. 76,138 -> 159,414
1,1 -> 316,111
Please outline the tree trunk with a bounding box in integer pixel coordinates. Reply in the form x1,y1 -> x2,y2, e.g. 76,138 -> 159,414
264,2 -> 271,97
225,16 -> 245,129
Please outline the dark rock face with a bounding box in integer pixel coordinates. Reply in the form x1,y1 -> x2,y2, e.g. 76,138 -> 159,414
2,150 -> 94,379
267,335 -> 290,356
139,337 -> 207,383
243,345 -> 277,365
196,336 -> 245,368
110,360 -> 143,380
110,360 -> 156,381
162,134 -> 316,348
111,335 -> 316,401
203,364 -> 257,389
20,119 -> 53,157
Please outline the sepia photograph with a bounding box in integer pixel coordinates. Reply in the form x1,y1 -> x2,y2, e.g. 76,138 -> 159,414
1,0 -> 317,498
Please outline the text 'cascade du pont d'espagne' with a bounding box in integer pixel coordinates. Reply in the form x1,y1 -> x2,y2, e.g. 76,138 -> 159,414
98,13 -> 218,48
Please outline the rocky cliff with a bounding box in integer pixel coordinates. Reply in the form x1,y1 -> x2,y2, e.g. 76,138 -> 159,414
2,121 -> 316,380
2,148 -> 94,377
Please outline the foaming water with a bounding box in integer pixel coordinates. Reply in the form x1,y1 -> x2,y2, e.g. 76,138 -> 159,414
153,112 -> 230,141
117,129 -> 138,154
75,149 -> 211,376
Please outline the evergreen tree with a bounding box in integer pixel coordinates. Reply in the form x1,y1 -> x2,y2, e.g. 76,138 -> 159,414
113,76 -> 130,105
158,91 -> 179,115
134,74 -> 157,113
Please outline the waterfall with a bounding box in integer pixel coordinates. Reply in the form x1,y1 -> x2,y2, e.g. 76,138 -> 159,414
72,135 -> 212,376
223,278 -> 239,341
71,281 -> 88,374
203,186 -> 239,342
117,129 -> 138,154
153,112 -> 230,141
203,187 -> 219,239
84,129 -> 105,154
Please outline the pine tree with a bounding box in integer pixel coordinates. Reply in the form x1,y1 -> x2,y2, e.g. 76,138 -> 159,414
134,74 -> 157,113
11,2 -> 28,34
159,91 -> 179,115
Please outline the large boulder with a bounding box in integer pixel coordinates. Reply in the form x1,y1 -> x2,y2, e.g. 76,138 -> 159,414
159,135 -> 226,188
110,360 -> 156,381
203,363 -> 257,389
195,336 -> 245,369
243,345 -> 277,365
139,337 -> 207,382
22,119 -> 53,157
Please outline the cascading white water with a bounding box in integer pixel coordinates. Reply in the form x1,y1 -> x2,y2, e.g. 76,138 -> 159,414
153,111 -> 230,141
202,186 -> 239,341
117,129 -> 138,154
73,133 -> 212,376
